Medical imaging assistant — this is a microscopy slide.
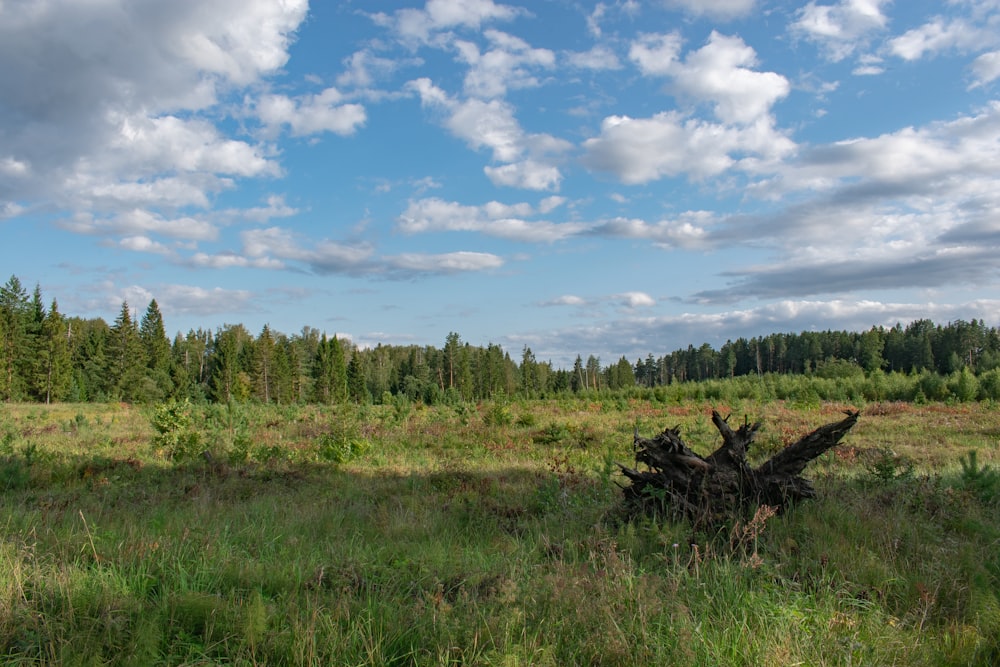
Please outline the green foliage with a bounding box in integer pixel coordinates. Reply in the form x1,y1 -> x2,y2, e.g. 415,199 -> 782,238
317,433 -> 371,464
958,450 -> 1000,504
150,399 -> 202,461
865,450 -> 915,483
483,395 -> 513,427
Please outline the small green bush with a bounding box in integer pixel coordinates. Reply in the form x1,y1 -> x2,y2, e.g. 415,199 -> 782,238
317,433 -> 371,464
958,450 -> 1000,504
150,399 -> 202,461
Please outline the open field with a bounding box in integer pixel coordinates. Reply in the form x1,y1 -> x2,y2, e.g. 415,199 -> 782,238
2,398 -> 999,665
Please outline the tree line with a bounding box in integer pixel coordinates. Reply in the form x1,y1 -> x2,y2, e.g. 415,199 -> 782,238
3,274 -> 999,405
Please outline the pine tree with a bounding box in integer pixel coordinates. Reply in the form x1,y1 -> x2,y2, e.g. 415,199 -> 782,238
253,325 -> 276,403
39,299 -> 71,403
22,284 -> 47,401
210,325 -> 251,402
0,275 -> 29,400
139,299 -> 173,399
347,350 -> 370,403
106,301 -> 144,401
68,318 -> 110,400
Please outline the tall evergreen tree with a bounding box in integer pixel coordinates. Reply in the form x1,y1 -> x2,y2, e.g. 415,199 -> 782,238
210,324 -> 251,402
139,299 -> 173,399
253,325 -> 276,403
0,275 -> 29,400
38,299 -> 71,403
22,285 -> 47,401
347,349 -> 371,403
106,301 -> 145,400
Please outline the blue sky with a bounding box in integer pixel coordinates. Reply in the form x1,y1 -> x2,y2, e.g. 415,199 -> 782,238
3,0 -> 1000,367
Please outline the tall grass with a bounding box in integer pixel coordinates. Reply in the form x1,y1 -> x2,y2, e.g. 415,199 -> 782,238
0,399 -> 998,664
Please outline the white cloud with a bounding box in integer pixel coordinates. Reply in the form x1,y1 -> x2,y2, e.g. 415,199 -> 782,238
565,46 -> 623,71
388,251 -> 504,274
118,235 -> 173,255
59,209 -> 218,242
407,77 -> 569,190
662,0 -> 756,20
456,30 -> 555,98
629,32 -> 684,76
582,112 -> 795,184
671,32 -> 790,125
543,295 -> 587,306
791,0 -> 890,61
256,88 -> 367,137
630,32 -> 789,125
888,18 -> 987,61
375,0 -> 522,44
188,252 -> 285,270
152,284 -> 257,316
397,197 -> 586,242
617,291 -> 656,308
241,227 -> 373,274
970,50 -> 1000,87
484,160 -> 562,191
591,213 -> 713,248
0,0 -> 306,234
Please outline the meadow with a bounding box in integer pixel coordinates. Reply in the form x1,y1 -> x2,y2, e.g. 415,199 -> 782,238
1,396 -> 998,665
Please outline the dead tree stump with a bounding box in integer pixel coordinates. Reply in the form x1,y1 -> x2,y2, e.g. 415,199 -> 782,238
618,409 -> 860,525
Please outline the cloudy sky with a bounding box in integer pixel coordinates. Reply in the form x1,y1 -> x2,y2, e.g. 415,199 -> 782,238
3,0 -> 1000,366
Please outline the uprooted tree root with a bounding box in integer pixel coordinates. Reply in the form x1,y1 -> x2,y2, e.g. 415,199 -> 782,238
618,409 -> 860,527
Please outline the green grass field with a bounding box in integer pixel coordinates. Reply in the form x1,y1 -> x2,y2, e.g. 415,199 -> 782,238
1,398 -> 998,665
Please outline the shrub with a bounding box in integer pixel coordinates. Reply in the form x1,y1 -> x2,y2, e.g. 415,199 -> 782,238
317,433 -> 371,464
958,450 -> 1000,505
150,399 -> 202,461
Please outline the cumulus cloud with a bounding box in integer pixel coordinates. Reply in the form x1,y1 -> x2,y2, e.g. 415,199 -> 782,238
397,197 -> 586,242
674,102 -> 1000,301
407,77 -> 569,190
616,291 -> 656,308
256,88 -> 366,137
455,30 -> 556,98
970,50 -> 1000,87
590,213 -> 714,249
582,112 -> 794,184
888,18 -> 989,61
59,210 -> 218,242
373,0 -> 523,44
631,32 -> 789,125
662,0 -> 756,20
0,0 -> 307,249
148,284 -> 257,317
791,0 -> 890,61
565,46 -> 623,71
541,295 -> 588,307
387,251 -> 504,275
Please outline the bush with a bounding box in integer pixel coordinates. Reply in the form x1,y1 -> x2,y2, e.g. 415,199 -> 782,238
317,433 -> 371,464
958,450 -> 1000,505
150,399 -> 202,461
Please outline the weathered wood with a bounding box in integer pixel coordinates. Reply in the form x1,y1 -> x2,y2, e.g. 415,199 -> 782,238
619,409 -> 860,524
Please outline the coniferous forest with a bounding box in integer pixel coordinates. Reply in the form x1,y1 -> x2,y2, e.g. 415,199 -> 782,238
3,273 -> 1000,405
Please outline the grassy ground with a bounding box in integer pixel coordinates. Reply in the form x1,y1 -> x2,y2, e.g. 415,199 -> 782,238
1,398 -> 998,665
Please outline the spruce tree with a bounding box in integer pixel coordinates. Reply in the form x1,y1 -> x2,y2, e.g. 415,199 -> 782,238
253,325 -> 276,403
210,325 -> 251,402
139,299 -> 172,399
39,299 -> 71,403
106,301 -> 145,401
22,284 -> 47,401
0,275 -> 29,400
347,350 -> 370,403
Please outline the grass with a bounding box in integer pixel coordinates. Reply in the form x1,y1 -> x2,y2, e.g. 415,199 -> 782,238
1,398 -> 999,665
